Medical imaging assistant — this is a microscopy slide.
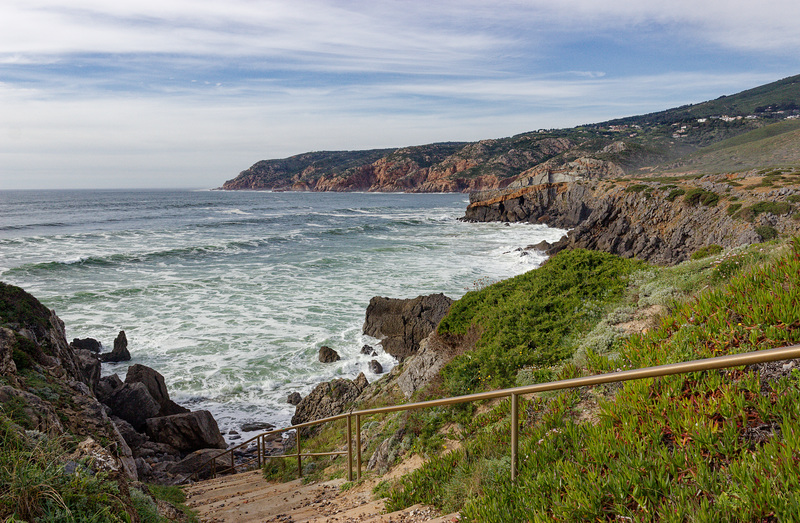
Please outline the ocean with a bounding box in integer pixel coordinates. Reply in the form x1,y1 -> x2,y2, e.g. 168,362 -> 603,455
0,189 -> 565,440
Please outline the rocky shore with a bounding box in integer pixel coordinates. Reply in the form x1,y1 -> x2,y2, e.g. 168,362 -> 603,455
463,170 -> 800,265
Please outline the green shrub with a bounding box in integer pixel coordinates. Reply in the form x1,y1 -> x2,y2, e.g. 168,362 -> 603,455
683,188 -> 719,206
787,195 -> 800,203
735,201 -> 793,221
665,188 -> 685,202
691,244 -> 723,260
625,184 -> 648,193
438,249 -> 643,395
727,203 -> 742,216
756,225 -> 779,240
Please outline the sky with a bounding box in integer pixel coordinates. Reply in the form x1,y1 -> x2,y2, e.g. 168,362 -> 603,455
1,1 -> 799,189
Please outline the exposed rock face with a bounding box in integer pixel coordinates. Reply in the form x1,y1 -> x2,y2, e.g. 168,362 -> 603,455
368,360 -> 383,374
75,349 -> 101,391
220,136 -> 577,193
363,294 -> 453,360
464,177 -> 800,265
0,385 -> 65,435
292,373 -> 369,434
318,345 -> 341,363
145,410 -> 227,452
125,364 -> 189,417
287,392 -> 302,405
396,335 -> 454,399
0,328 -> 19,383
100,330 -> 131,362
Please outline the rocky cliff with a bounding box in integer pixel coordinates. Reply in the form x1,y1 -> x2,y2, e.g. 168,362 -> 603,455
463,169 -> 800,265
0,282 -> 228,487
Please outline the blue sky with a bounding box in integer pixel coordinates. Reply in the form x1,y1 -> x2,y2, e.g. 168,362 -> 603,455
1,0 -> 799,189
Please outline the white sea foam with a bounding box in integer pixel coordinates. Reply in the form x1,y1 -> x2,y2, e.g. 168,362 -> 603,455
1,190 -> 567,439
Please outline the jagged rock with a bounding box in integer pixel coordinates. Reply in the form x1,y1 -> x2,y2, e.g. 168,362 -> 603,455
367,429 -> 406,474
99,330 -> 131,363
368,360 -> 383,374
287,392 -> 302,405
108,382 -> 161,432
0,385 -> 64,435
292,373 -> 369,435
362,293 -> 453,360
145,410 -> 227,452
124,364 -> 189,417
361,344 -> 377,356
133,441 -> 181,461
112,415 -> 149,449
75,349 -> 101,391
72,337 -> 102,353
96,373 -> 123,405
68,437 -> 126,476
108,417 -> 139,481
396,335 -> 453,398
318,345 -> 340,363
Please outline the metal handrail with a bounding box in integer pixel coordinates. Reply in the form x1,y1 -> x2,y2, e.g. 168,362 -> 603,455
189,344 -> 800,483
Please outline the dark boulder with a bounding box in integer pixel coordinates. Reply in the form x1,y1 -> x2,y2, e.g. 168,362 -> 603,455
241,421 -> 274,432
360,344 -> 377,356
71,337 -> 102,353
368,360 -> 383,374
108,382 -> 161,432
318,345 -> 340,363
124,364 -> 189,417
145,410 -> 227,452
99,330 -> 131,363
166,448 -> 227,481
287,392 -> 302,405
363,293 -> 453,360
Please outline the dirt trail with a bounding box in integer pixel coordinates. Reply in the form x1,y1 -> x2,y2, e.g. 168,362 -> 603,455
184,465 -> 459,523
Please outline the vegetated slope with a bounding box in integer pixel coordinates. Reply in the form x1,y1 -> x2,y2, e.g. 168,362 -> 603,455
220,74 -> 800,192
384,239 -> 800,521
665,119 -> 800,173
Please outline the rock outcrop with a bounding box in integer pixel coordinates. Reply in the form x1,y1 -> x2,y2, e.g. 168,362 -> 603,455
363,293 -> 453,360
99,330 -> 131,362
318,345 -> 341,363
291,373 -> 369,434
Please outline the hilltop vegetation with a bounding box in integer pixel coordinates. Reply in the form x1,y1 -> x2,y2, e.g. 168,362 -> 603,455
221,74 -> 800,192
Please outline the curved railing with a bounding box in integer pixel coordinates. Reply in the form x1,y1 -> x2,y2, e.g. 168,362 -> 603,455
187,344 -> 800,483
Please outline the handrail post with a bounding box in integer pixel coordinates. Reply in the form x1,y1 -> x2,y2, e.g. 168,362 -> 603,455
346,415 -> 353,482
296,429 -> 303,478
511,393 -> 518,482
257,435 -> 263,469
231,446 -> 235,473
356,414 -> 362,481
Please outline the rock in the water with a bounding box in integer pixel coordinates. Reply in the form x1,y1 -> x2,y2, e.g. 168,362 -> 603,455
360,344 -> 376,356
108,382 -> 161,431
292,373 -> 369,434
287,392 -> 302,405
71,337 -> 102,353
241,421 -> 275,432
318,345 -> 340,363
145,410 -> 227,452
362,293 -> 453,360
124,364 -> 189,417
99,330 -> 131,363
368,360 -> 383,374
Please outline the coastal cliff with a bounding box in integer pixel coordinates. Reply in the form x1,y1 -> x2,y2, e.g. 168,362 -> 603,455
464,170 -> 800,265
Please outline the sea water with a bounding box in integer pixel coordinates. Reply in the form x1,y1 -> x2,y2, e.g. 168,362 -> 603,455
0,189 -> 565,439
